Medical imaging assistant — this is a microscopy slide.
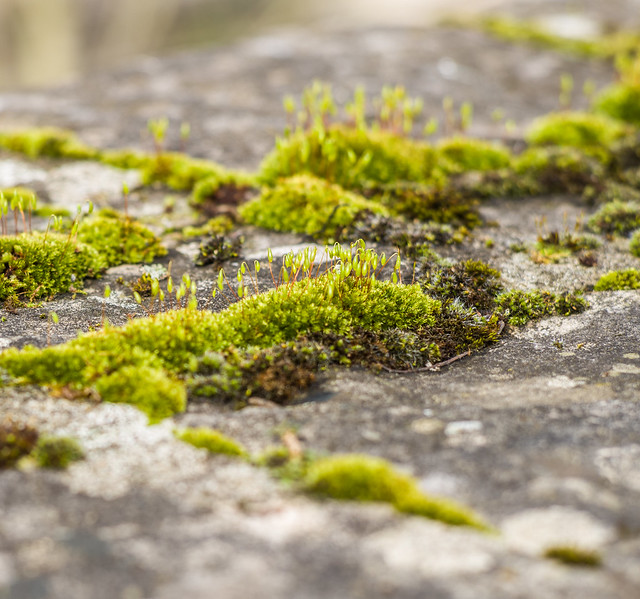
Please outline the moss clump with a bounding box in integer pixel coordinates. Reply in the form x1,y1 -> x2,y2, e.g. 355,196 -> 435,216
259,125 -> 439,189
0,418 -> 39,468
0,232 -> 105,304
191,172 -> 257,209
94,366 -> 187,424
477,16 -> 640,59
594,269 -> 640,291
175,427 -> 246,457
594,83 -> 640,127
304,454 -> 489,530
196,234 -> 243,268
0,128 -> 98,160
31,436 -> 84,469
544,545 -> 602,567
630,230 -> 640,257
418,259 -> 503,313
525,112 -> 627,156
77,208 -> 166,267
533,229 -> 599,264
512,146 -> 605,196
496,289 -> 587,326
362,182 -> 481,227
587,200 -> 640,236
436,137 -> 512,174
189,341 -> 329,407
239,175 -> 388,239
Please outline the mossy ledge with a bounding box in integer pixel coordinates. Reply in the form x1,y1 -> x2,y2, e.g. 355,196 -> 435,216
304,453 -> 491,531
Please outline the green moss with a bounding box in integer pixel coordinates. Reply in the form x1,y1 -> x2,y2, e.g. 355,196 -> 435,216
436,137 -> 512,174
0,418 -> 39,468
594,269 -> 640,291
304,454 -> 489,530
477,16 -> 640,59
191,172 -> 257,207
239,175 -> 389,239
181,216 -> 234,238
630,230 -> 640,257
76,208 -> 166,267
94,365 -> 186,423
32,206 -> 71,219
259,125 -> 440,189
362,182 -> 481,227
544,545 -> 602,567
496,289 -> 587,326
196,234 -> 243,267
587,200 -> 640,235
175,427 -> 246,457
594,83 -> 640,127
525,112 -> 627,155
32,436 -> 84,469
418,259 -> 503,312
0,128 -> 98,160
0,232 -> 105,304
512,146 -> 605,195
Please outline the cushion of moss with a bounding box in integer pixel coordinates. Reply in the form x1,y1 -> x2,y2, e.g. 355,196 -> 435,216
175,427 -> 246,457
95,365 -> 186,423
0,128 -> 99,160
77,208 -> 166,267
239,175 -> 388,237
525,111 -> 627,151
259,125 -> 439,188
593,83 -> 640,127
495,289 -> 587,326
587,200 -> 640,236
191,172 -> 258,205
32,436 -> 84,469
0,233 -> 105,302
435,137 -> 512,174
594,269 -> 640,291
304,454 -> 488,530
630,230 -> 640,257
0,276 -> 441,418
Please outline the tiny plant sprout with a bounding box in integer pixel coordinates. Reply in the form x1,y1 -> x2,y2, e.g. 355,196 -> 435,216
460,101 -> 473,132
254,260 -> 261,274
423,117 -> 438,136
133,291 -> 142,305
104,285 -> 111,299
267,248 -> 273,263
217,269 -> 225,291
180,122 -> 191,141
167,277 -> 174,294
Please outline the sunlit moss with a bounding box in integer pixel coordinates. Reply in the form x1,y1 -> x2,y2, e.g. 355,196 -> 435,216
76,208 -> 166,267
0,127 -> 98,160
436,137 -> 512,174
31,436 -> 84,469
526,112 -> 627,156
544,545 -> 602,567
496,289 -> 587,325
594,269 -> 640,291
304,454 -> 490,530
174,427 -> 247,457
239,175 -> 388,239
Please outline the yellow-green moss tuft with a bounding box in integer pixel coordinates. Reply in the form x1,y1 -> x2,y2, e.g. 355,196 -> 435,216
436,137 -> 512,173
544,545 -> 602,567
175,427 -> 246,457
526,111 -> 628,154
304,454 -> 489,530
94,366 -> 187,423
594,269 -> 640,291
31,436 -> 84,469
239,175 -> 388,238
0,127 -> 98,160
76,208 -> 166,267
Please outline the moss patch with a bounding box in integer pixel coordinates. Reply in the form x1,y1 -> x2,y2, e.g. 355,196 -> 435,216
0,232 -> 105,305
495,289 -> 587,326
0,418 -> 39,468
239,175 -> 388,239
77,208 -> 166,267
587,200 -> 640,236
31,436 -> 84,469
304,453 -> 490,530
594,269 -> 640,291
175,427 -> 246,457
544,545 -> 602,567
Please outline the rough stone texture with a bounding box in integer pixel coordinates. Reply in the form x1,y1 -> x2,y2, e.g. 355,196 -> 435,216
1,1 -> 640,598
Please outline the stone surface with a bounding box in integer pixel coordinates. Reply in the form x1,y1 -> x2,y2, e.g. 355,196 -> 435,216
1,1 -> 640,598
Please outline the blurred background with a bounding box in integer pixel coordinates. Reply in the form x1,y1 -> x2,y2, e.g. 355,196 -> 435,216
0,0 -> 508,90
